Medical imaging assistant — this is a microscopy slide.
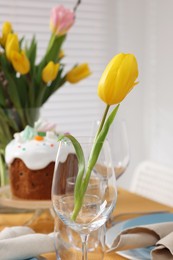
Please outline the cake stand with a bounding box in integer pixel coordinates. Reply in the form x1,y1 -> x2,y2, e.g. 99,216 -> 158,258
0,185 -> 53,225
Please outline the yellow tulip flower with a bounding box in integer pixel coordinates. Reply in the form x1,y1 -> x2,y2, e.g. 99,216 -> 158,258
0,21 -> 12,47
5,33 -> 19,61
66,63 -> 91,84
42,61 -> 60,83
97,53 -> 138,105
11,51 -> 30,75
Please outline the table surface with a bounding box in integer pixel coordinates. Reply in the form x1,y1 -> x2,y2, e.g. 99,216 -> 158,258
0,187 -> 173,260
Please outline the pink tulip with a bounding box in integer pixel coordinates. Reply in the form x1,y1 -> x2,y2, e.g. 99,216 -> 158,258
50,5 -> 75,36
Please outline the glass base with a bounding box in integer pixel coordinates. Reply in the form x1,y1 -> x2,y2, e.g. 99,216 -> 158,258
54,217 -> 105,260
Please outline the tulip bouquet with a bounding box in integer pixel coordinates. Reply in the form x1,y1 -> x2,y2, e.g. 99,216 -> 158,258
0,4 -> 91,185
59,53 -> 139,220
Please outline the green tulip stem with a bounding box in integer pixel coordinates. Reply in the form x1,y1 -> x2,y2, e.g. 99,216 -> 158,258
71,167 -> 92,221
95,104 -> 110,139
46,33 -> 56,53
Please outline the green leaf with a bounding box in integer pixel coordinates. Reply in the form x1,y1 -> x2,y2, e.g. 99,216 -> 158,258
5,73 -> 21,108
0,108 -> 19,132
15,76 -> 30,108
0,112 -> 13,144
26,36 -> 37,76
58,134 -> 85,202
0,82 -> 6,107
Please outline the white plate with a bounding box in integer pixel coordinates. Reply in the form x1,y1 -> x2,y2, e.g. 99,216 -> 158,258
106,213 -> 173,259
0,185 -> 52,209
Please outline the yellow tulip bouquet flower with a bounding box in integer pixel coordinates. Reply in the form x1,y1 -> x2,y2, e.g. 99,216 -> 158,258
0,3 -> 91,185
59,53 -> 139,220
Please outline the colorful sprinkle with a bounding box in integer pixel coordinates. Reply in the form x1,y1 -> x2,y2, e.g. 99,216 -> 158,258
35,135 -> 44,141
50,144 -> 54,147
22,147 -> 26,151
38,131 -> 46,137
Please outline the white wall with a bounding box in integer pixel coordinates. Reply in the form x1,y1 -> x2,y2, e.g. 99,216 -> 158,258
110,0 -> 173,189
145,0 -> 173,168
102,0 -> 146,188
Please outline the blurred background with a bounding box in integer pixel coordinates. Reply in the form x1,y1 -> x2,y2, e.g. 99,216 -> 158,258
1,0 -> 173,189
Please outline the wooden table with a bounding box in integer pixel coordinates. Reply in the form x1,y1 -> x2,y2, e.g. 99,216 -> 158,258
0,188 -> 173,259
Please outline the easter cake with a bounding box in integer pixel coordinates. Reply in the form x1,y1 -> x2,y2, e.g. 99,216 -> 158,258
5,120 -> 60,200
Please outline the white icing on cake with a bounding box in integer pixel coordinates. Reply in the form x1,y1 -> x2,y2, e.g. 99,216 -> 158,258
5,125 -> 60,170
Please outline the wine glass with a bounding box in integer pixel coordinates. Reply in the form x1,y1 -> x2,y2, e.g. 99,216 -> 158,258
108,118 -> 130,179
52,137 -> 117,259
92,118 -> 130,180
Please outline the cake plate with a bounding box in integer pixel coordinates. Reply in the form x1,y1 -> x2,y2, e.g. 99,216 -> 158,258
0,185 -> 52,209
0,185 -> 54,226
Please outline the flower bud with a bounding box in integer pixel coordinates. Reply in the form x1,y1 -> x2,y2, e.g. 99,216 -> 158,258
42,61 -> 60,83
11,51 -> 30,75
50,5 -> 75,36
5,33 -> 19,60
66,64 -> 91,84
97,53 -> 138,105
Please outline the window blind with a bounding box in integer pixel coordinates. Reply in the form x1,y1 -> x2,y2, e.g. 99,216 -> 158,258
0,0 -> 110,136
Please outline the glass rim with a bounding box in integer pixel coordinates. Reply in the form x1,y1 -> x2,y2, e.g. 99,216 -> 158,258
59,136 -> 109,145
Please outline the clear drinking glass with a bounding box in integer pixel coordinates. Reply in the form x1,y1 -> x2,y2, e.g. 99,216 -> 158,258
65,176 -> 105,252
52,137 -> 117,260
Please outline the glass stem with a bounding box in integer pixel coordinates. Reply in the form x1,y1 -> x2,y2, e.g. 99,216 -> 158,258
80,233 -> 89,260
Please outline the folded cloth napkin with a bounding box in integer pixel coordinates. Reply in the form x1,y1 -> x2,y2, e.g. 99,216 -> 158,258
0,226 -> 55,260
107,222 -> 173,260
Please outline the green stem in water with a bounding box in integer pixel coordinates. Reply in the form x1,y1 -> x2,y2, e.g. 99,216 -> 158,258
71,165 -> 93,221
